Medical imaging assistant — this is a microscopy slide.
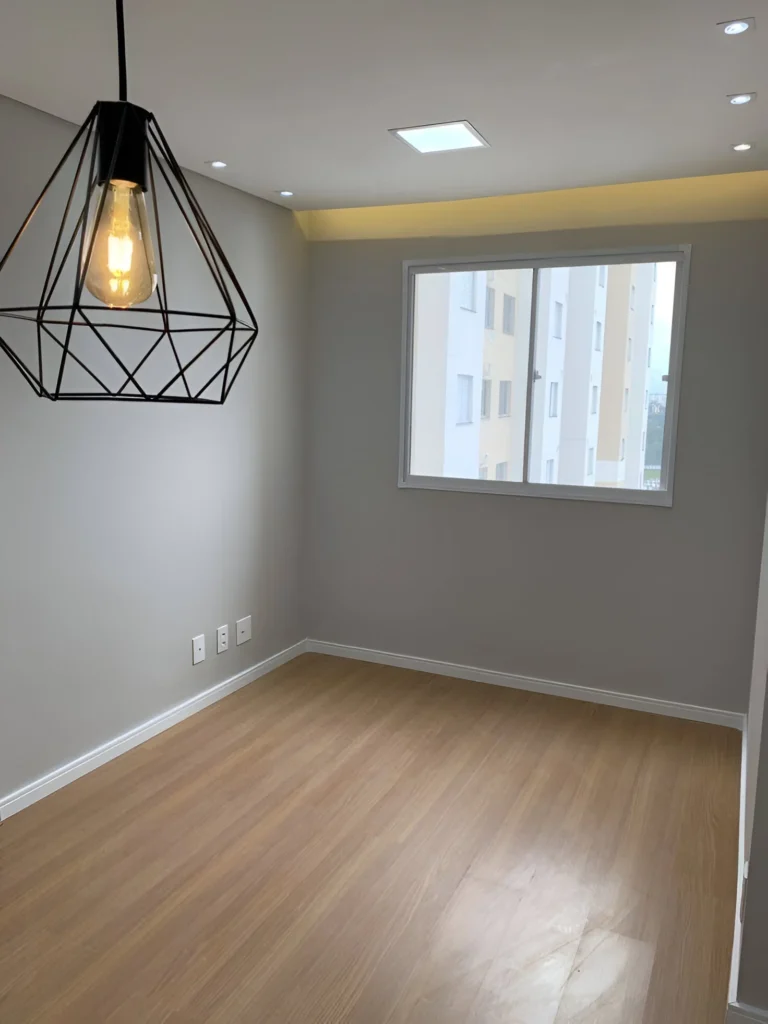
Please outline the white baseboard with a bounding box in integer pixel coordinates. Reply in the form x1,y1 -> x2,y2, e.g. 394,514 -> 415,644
305,639 -> 745,731
727,1004 -> 768,1023
1,636 -> 745,823
0,639 -> 307,822
729,728 -> 750,1003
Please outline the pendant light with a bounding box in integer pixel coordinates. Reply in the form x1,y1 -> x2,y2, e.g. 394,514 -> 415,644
0,0 -> 258,403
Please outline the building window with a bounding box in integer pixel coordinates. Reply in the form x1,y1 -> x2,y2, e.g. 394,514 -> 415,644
653,263 -> 657,282
553,301 -> 564,338
598,265 -> 607,287
549,381 -> 559,418
495,461 -> 508,481
503,294 -> 516,334
479,466 -> 489,480
644,390 -> 648,410
498,380 -> 512,417
631,284 -> 636,309
485,286 -> 495,329
404,247 -> 688,503
458,271 -> 476,311
456,374 -> 473,424
647,348 -> 652,368
650,303 -> 655,324
642,431 -> 646,451
481,379 -> 492,418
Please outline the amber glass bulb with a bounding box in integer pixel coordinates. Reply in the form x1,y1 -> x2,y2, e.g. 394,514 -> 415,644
84,179 -> 157,308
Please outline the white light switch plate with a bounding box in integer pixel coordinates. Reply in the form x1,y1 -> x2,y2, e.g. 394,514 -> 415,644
236,615 -> 252,645
192,634 -> 206,665
217,624 -> 229,654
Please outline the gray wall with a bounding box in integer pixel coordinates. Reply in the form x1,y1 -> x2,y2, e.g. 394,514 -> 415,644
306,223 -> 768,714
0,95 -> 307,800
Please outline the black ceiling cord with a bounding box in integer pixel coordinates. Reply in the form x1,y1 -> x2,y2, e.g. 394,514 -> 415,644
116,0 -> 127,103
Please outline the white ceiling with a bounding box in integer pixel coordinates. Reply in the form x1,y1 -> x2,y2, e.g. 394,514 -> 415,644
0,0 -> 765,210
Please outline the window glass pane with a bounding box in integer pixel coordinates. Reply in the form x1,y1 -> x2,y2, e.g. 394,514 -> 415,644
503,294 -> 516,334
410,268 -> 533,481
456,374 -> 473,424
481,378 -> 491,418
527,261 -> 676,490
485,286 -> 495,329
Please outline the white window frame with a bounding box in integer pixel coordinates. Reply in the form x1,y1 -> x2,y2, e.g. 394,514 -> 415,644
399,244 -> 691,508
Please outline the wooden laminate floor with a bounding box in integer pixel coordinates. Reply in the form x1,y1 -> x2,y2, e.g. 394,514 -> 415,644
0,654 -> 740,1024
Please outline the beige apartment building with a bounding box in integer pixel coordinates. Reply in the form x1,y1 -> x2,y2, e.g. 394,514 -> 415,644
596,263 -> 655,488
478,269 -> 531,481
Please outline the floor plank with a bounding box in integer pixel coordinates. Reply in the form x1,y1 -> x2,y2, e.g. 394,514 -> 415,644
0,654 -> 740,1024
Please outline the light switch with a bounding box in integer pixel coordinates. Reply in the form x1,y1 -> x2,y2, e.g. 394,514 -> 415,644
236,615 -> 252,645
192,634 -> 206,665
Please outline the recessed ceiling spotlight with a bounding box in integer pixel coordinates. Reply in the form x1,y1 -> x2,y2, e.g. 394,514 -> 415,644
719,17 -> 755,34
279,190 -> 294,197
729,92 -> 756,104
732,142 -> 753,151
390,120 -> 489,154
207,160 -> 227,169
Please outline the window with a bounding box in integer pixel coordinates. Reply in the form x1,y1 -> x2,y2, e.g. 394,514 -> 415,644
553,301 -> 564,338
498,380 -> 512,417
631,284 -> 636,309
647,348 -> 652,368
479,466 -> 488,480
481,379 -> 492,418
456,374 -> 473,424
404,248 -> 688,505
594,321 -> 603,351
485,286 -> 495,329
642,431 -> 646,451
651,303 -> 655,324
644,390 -> 648,410
598,265 -> 607,287
503,294 -> 516,334
458,271 -> 476,311
549,381 -> 559,418
496,462 -> 508,481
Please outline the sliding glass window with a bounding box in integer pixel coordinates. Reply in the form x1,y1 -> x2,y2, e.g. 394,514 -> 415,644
400,247 -> 689,506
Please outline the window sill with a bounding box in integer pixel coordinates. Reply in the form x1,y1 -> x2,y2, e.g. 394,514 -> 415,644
398,474 -> 673,507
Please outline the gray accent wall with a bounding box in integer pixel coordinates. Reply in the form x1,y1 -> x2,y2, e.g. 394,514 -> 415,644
0,95 -> 307,800
306,224 -> 768,714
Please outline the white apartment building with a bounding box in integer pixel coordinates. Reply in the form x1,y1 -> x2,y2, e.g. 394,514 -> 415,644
410,262 -> 658,491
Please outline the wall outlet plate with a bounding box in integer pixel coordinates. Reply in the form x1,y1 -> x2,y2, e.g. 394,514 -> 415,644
236,615 -> 252,645
217,624 -> 229,654
192,634 -> 206,665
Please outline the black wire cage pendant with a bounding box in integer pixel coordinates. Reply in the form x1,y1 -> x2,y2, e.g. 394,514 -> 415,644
0,0 -> 258,403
